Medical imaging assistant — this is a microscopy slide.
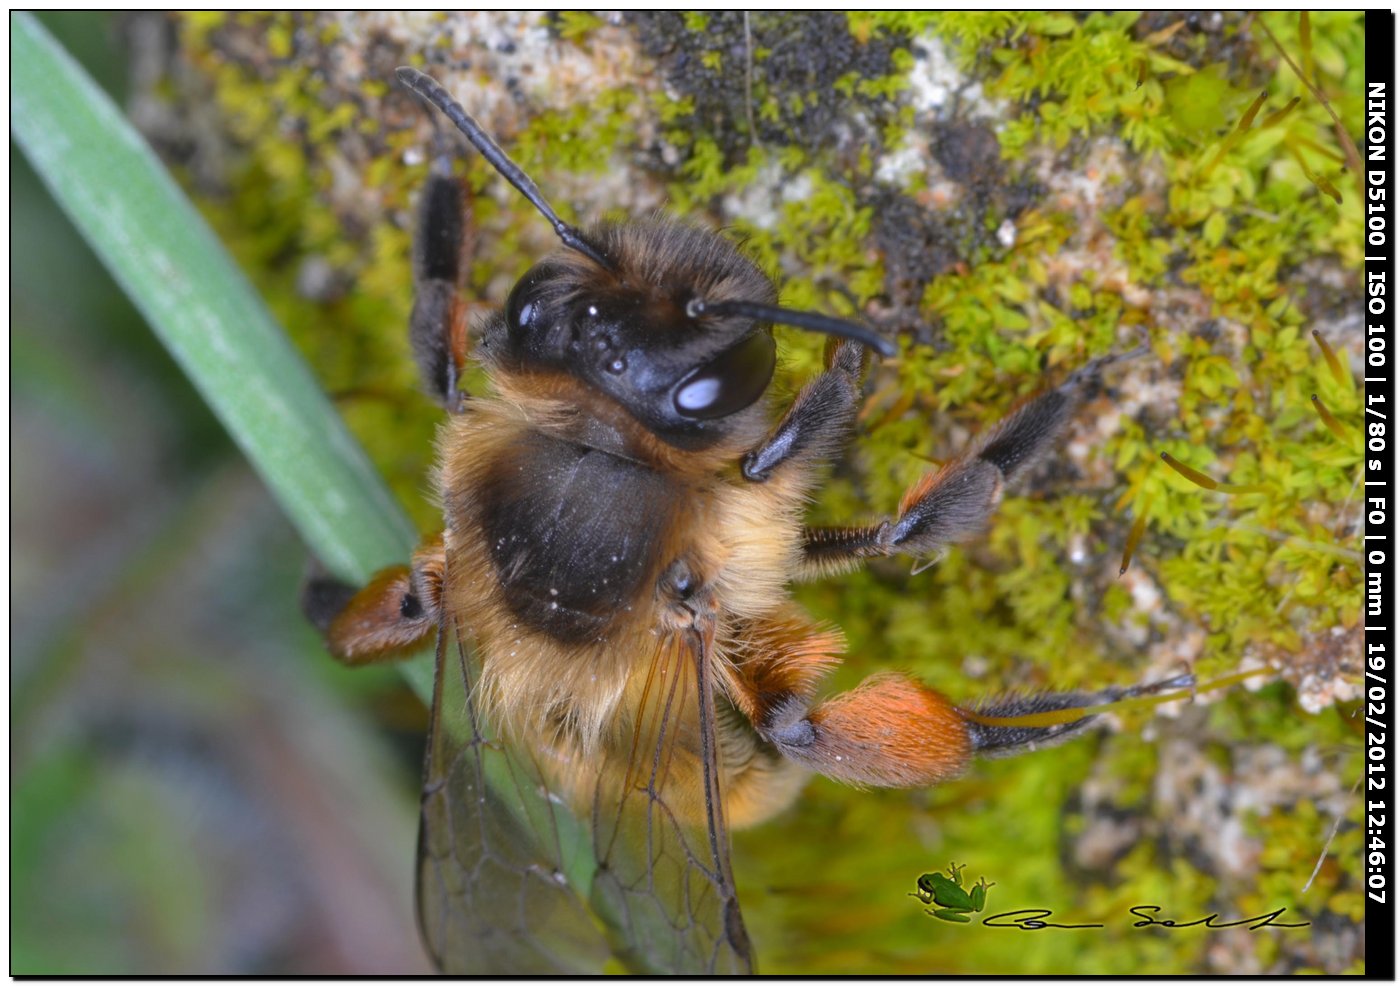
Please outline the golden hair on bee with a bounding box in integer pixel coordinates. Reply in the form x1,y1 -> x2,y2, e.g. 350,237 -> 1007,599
300,66 -> 1187,975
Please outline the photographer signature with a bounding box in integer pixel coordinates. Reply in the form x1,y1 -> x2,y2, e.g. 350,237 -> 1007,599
912,866 -> 1309,932
979,905 -> 1310,931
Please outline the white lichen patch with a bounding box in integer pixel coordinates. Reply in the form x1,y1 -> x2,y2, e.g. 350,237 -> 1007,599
874,137 -> 927,189
1295,670 -> 1361,714
995,217 -> 1017,249
1035,138 -> 1160,319
1152,738 -> 1259,880
333,12 -> 666,224
869,31 -> 1010,195
343,12 -> 649,118
904,33 -> 1002,121
1038,137 -> 1134,220
1121,567 -> 1163,618
720,160 -> 798,232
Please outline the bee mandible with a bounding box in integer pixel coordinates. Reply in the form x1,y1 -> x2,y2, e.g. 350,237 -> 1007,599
303,66 -> 1179,974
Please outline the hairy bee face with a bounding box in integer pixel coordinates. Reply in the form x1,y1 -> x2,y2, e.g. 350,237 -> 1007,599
480,219 -> 780,446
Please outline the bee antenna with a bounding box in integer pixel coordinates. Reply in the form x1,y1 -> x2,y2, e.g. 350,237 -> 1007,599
686,298 -> 897,357
395,66 -> 614,271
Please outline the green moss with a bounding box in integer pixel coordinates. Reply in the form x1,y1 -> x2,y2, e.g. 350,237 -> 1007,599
172,11 -> 1363,975
514,88 -> 640,180
552,11 -> 604,43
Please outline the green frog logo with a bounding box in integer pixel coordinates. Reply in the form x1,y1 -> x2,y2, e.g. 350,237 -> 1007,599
912,862 -> 995,923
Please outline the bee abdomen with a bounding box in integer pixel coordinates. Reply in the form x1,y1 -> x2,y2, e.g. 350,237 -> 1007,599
478,430 -> 677,643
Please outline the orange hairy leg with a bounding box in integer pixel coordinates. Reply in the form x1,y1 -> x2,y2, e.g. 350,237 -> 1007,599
722,610 -> 1196,791
768,674 -> 972,786
301,535 -> 446,665
720,614 -> 970,789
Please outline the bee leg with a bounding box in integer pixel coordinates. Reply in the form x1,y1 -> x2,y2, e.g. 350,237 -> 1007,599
797,349 -> 1141,576
797,523 -> 891,578
301,535 -> 446,665
741,339 -> 868,482
958,690 -> 1112,757
760,673 -> 973,786
959,678 -> 1193,757
409,147 -> 473,414
759,672 -> 1176,787
727,613 -> 973,787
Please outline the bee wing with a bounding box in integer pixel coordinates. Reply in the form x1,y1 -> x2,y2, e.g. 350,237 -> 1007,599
416,612 -> 752,974
588,622 -> 754,974
415,615 -> 610,973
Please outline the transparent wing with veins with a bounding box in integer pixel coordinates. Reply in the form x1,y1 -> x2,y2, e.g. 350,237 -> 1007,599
589,623 -> 753,974
416,611 -> 753,974
415,616 -> 607,974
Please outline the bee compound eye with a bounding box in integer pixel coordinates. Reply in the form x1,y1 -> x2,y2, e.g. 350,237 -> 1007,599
504,262 -> 559,338
672,331 -> 776,420
504,280 -> 540,336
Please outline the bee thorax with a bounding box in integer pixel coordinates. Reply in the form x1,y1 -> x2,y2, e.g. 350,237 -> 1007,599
475,428 -> 681,644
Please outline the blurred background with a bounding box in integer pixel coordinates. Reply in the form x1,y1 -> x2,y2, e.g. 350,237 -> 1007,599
12,11 -> 1366,975
12,13 -> 432,974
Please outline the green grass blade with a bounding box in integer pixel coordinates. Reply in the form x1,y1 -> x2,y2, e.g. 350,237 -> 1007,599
11,16 -> 613,968
10,12 -> 431,696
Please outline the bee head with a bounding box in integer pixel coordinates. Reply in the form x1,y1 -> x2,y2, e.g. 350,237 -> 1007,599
485,220 -> 795,444
397,67 -> 894,446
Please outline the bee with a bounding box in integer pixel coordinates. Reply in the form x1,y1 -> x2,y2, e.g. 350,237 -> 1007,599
302,67 -> 1184,974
